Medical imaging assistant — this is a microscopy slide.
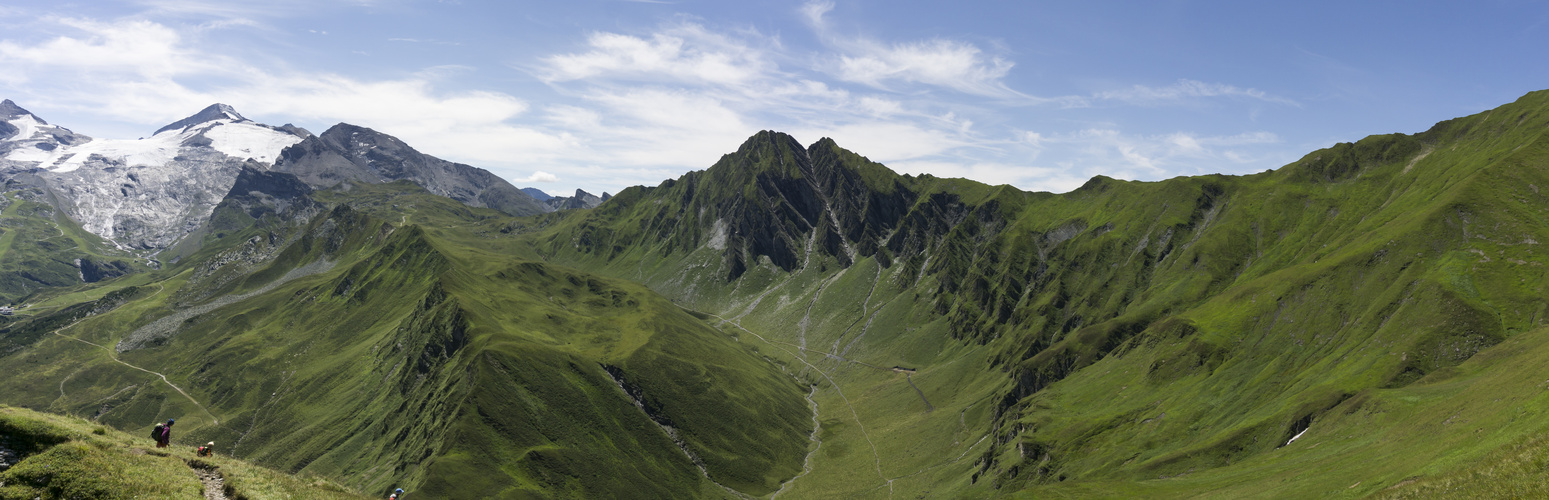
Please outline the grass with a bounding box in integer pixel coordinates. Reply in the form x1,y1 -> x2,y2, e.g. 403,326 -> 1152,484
0,405 -> 366,499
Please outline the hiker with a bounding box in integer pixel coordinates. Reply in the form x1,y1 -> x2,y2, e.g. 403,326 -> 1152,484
150,423 -> 165,446
389,487 -> 404,499
156,418 -> 174,448
195,441 -> 214,457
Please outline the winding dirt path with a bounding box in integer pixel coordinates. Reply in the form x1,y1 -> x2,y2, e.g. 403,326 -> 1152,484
46,283 -> 221,425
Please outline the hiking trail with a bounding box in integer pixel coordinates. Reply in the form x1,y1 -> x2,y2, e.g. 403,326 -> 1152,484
188,460 -> 228,500
47,283 -> 221,425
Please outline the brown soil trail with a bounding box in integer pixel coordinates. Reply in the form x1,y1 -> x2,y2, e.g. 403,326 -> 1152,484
188,460 -> 228,500
46,285 -> 221,426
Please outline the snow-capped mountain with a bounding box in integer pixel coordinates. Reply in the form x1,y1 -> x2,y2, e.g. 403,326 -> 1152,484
2,100 -> 549,253
0,101 -> 309,250
0,99 -> 91,161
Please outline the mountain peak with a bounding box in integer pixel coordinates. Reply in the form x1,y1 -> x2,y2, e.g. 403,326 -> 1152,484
153,103 -> 247,135
734,130 -> 804,154
0,99 -> 45,124
520,187 -> 554,201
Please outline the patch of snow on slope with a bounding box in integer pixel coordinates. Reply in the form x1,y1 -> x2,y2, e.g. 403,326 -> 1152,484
4,114 -> 59,162
4,114 -> 43,142
5,146 -> 53,163
203,121 -> 303,163
45,133 -> 182,172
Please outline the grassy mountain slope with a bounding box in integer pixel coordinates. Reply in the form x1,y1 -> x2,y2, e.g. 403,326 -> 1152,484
0,182 -> 810,498
0,182 -> 146,305
532,90 -> 1549,496
0,405 -> 366,499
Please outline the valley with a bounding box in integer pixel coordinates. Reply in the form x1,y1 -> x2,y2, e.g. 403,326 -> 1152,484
2,89 -> 1549,498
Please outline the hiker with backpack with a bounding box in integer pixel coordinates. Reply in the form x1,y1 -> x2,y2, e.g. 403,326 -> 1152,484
389,487 -> 404,499
153,418 -> 174,448
195,441 -> 214,457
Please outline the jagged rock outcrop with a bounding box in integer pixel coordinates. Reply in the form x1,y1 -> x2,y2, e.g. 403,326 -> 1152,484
215,164 -> 322,224
271,123 -> 548,217
565,131 -> 920,280
545,189 -> 609,210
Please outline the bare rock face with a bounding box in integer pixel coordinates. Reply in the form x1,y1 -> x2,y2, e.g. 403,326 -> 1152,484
545,189 -> 609,211
271,123 -> 549,216
0,102 -> 309,250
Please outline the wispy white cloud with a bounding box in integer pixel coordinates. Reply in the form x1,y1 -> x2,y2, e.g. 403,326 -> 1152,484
539,23 -> 777,86
132,0 -> 388,18
1039,128 -> 1284,184
800,0 -> 1024,99
800,0 -> 834,27
515,171 -> 559,183
832,38 -> 1018,97
1094,79 -> 1299,106
388,37 -> 461,46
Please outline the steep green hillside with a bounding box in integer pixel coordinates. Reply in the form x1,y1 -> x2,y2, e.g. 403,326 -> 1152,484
0,405 -> 366,499
0,182 -> 810,498
535,90 -> 1549,496
0,181 -> 146,305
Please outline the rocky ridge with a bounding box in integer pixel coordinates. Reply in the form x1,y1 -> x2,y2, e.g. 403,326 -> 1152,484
271,123 -> 548,217
545,189 -> 610,210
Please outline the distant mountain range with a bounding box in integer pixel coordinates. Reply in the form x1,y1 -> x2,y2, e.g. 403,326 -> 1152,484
0,100 -> 618,257
521,187 -> 612,210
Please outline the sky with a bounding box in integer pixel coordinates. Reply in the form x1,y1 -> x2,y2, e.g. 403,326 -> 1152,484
1,1 -> 1546,197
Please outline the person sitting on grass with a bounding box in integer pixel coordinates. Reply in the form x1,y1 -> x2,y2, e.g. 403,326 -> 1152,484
196,441 -> 214,457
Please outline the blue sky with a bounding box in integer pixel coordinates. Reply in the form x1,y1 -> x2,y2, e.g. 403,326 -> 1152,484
1,1 -> 1546,196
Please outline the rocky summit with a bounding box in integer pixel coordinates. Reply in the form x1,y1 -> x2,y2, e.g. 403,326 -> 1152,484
271,123 -> 548,217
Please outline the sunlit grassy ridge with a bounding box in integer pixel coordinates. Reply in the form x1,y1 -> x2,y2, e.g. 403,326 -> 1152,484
0,405 -> 365,499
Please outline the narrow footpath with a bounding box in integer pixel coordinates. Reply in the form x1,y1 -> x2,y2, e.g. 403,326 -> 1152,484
47,283 -> 221,425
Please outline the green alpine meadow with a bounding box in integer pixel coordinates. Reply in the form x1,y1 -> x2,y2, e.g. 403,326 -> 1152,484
4,88 -> 1549,498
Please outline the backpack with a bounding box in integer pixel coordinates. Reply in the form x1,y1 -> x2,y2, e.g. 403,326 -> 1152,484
151,424 -> 164,441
